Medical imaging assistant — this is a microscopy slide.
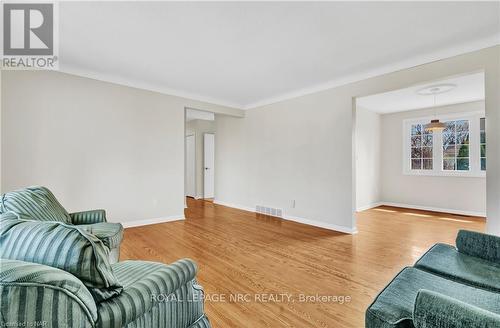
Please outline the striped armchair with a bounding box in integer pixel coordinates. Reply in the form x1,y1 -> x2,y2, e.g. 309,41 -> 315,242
0,186 -> 123,263
0,214 -> 211,328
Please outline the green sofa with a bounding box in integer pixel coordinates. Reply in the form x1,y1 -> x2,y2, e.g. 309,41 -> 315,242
0,188 -> 211,328
366,230 -> 500,328
0,186 -> 123,263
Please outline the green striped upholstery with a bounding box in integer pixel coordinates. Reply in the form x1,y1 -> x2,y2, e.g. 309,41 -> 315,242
98,259 -> 206,328
1,187 -> 123,264
0,259 -> 97,327
0,213 -> 122,302
79,223 -> 124,250
187,316 -> 211,328
71,210 -> 107,225
1,186 -> 72,223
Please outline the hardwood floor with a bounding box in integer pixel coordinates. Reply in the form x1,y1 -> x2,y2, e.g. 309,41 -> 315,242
121,198 -> 485,328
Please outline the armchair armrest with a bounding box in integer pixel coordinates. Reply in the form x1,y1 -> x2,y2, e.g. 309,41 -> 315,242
99,258 -> 200,327
413,289 -> 500,328
70,209 -> 107,225
0,259 -> 98,327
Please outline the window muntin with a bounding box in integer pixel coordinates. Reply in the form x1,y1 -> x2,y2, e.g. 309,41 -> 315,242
442,120 -> 470,171
410,124 -> 433,170
480,117 -> 486,171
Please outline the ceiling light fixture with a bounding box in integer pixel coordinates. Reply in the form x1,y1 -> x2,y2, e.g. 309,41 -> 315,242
416,83 -> 457,132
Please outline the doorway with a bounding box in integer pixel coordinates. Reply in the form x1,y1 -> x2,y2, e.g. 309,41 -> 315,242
185,108 -> 216,200
185,134 -> 196,197
203,133 -> 215,199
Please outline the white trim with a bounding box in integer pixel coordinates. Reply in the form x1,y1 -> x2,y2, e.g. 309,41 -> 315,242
378,202 -> 485,217
58,37 -> 499,111
59,65 -> 245,109
356,202 -> 383,212
244,36 -> 500,109
214,199 -> 357,234
122,215 -> 185,228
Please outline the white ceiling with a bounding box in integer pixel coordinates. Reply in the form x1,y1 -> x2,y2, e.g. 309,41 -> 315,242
59,2 -> 500,109
357,72 -> 485,114
186,108 -> 215,122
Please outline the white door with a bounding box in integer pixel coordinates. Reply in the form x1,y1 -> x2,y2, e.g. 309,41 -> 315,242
203,133 -> 215,198
185,135 -> 196,197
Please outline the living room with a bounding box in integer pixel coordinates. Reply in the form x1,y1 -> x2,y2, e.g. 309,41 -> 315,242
1,2 -> 499,328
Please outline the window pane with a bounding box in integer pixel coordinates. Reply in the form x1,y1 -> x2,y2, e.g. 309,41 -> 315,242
411,159 -> 422,170
457,132 -> 469,145
443,145 -> 455,158
442,131 -> 455,146
455,120 -> 469,133
481,158 -> 486,171
411,124 -> 422,136
423,159 -> 433,170
456,145 -> 469,157
481,131 -> 486,144
443,159 -> 455,170
457,158 -> 470,171
422,135 -> 433,146
411,148 -> 422,159
422,147 -> 433,158
411,136 -> 421,148
480,117 -> 485,131
444,122 -> 455,134
481,144 -> 486,158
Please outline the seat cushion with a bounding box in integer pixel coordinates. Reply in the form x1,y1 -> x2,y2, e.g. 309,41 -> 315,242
415,243 -> 500,292
0,186 -> 72,223
98,259 -> 205,328
366,267 -> 500,328
79,222 -> 124,250
0,213 -> 122,302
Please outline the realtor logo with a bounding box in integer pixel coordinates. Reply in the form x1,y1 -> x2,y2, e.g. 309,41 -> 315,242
2,2 -> 58,69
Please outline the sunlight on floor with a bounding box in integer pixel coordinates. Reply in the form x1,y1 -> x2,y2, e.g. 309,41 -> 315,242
373,208 -> 397,213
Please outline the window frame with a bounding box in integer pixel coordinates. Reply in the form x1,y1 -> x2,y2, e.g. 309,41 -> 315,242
403,111 -> 485,178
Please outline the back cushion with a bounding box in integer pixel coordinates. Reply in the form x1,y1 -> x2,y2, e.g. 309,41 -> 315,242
456,230 -> 500,263
0,186 -> 72,223
0,212 -> 122,302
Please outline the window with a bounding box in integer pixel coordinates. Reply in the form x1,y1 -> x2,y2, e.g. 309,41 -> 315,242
480,117 -> 486,171
404,112 -> 485,177
442,120 -> 469,171
410,124 -> 433,170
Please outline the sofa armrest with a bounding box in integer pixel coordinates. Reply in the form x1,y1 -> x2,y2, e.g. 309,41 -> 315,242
70,209 -> 107,225
456,229 -> 500,263
413,289 -> 500,328
0,259 -> 98,327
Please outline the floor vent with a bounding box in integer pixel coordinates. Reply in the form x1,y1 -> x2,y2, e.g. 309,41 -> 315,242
256,205 -> 283,218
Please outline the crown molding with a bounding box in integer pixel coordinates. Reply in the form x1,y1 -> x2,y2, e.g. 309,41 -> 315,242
58,64 -> 245,110
58,35 -> 499,111
243,35 -> 500,110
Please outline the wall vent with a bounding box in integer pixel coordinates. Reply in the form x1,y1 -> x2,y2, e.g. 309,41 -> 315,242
256,205 -> 283,218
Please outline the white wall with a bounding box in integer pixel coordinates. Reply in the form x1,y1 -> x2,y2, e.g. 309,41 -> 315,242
380,101 -> 486,215
215,46 -> 500,235
1,70 -> 242,224
185,119 -> 215,198
355,108 -> 381,211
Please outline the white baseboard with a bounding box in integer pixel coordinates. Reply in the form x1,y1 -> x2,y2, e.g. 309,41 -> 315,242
122,215 -> 185,228
356,202 -> 383,212
378,202 -> 486,217
214,199 -> 357,234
